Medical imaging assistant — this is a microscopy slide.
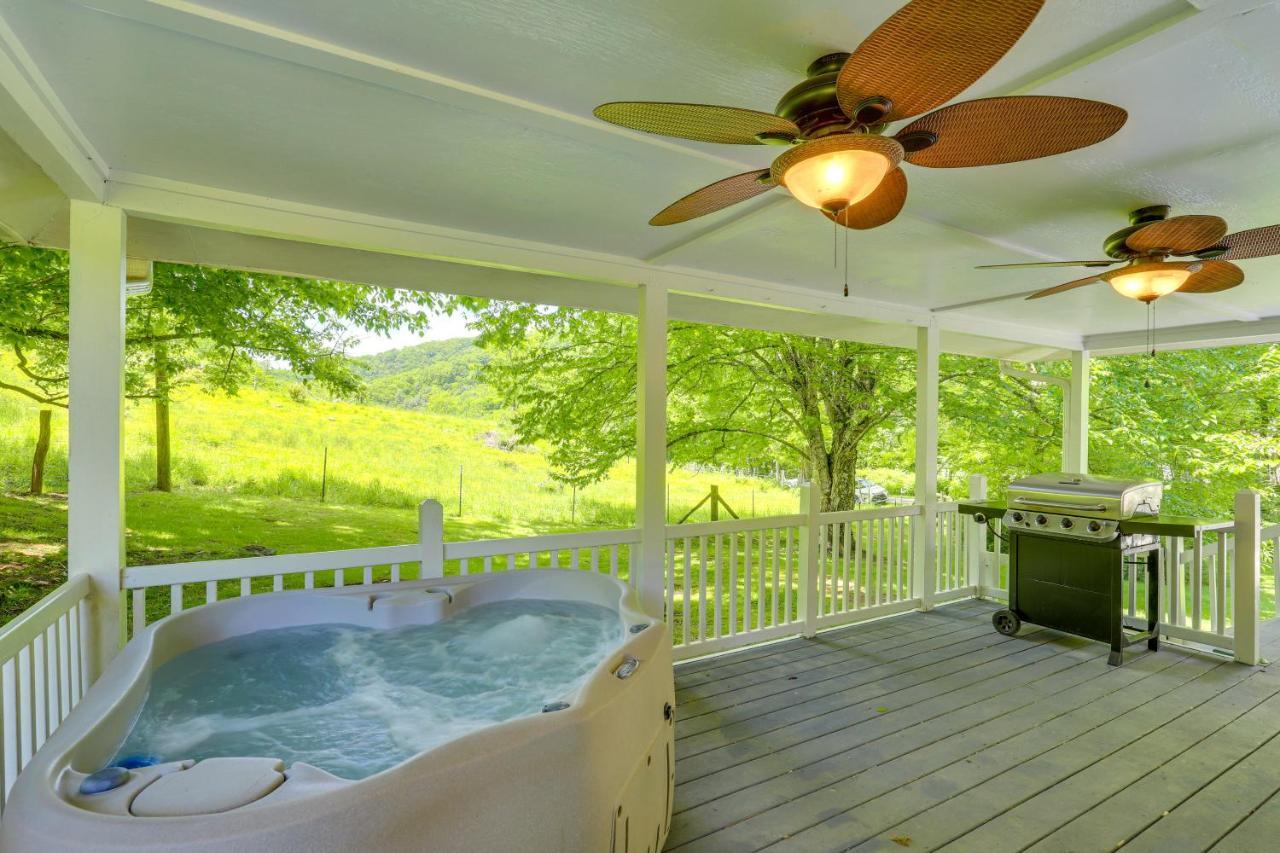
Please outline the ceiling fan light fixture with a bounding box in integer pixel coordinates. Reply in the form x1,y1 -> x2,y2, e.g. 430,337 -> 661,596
771,134 -> 903,214
1106,263 -> 1190,303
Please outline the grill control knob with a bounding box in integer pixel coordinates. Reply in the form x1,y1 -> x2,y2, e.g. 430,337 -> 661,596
1059,518 -> 1074,530
1087,520 -> 1102,533
1035,515 -> 1048,526
1011,512 -> 1024,524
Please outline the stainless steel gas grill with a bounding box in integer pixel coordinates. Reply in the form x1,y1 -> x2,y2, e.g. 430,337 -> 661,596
960,473 -> 1173,666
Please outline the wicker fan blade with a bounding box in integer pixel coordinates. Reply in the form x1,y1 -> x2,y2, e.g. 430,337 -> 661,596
1178,261 -> 1245,294
836,0 -> 1044,123
1215,225 -> 1280,261
823,168 -> 908,230
593,102 -> 799,145
649,170 -> 774,226
1026,275 -> 1101,300
1125,215 -> 1227,254
897,97 -> 1126,168
977,260 -> 1119,270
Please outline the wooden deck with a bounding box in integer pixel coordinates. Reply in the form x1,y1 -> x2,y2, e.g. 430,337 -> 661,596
668,600 -> 1280,852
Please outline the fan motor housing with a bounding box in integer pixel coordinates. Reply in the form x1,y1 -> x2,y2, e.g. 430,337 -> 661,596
776,53 -> 861,138
1103,205 -> 1170,259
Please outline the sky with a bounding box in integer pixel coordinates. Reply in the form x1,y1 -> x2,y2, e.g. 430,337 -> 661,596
347,305 -> 478,356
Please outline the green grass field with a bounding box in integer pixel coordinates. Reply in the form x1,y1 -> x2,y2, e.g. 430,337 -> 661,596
0,365 -> 807,624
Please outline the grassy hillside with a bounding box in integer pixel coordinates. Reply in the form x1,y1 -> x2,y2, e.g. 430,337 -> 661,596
354,337 -> 500,417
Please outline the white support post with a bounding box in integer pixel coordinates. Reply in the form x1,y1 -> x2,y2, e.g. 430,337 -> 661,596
67,201 -> 127,682
966,474 -> 987,592
1066,349 -> 1090,473
1233,490 -> 1261,665
798,483 -> 819,639
418,499 -> 445,578
635,284 -> 668,618
913,322 -> 940,611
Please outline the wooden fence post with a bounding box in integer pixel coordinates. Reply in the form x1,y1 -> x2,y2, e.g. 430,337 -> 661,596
798,483 -> 819,639
966,474 -> 987,592
1233,490 -> 1260,665
419,499 -> 445,579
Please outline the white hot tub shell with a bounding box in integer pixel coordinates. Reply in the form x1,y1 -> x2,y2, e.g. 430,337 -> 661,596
0,570 -> 675,853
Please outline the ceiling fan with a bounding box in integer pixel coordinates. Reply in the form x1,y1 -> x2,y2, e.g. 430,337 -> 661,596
977,205 -> 1280,302
593,0 -> 1127,234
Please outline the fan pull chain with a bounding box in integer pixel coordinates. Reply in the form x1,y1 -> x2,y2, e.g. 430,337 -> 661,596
843,225 -> 850,298
1144,301 -> 1155,389
833,217 -> 838,269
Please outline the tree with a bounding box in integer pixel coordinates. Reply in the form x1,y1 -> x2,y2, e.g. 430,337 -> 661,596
939,346 -> 1280,519
457,300 -> 920,512
0,244 -> 436,490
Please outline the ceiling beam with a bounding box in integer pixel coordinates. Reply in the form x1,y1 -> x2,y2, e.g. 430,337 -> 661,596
0,11 -> 106,200
1086,315 -> 1280,354
643,194 -> 791,264
103,169 -> 1083,353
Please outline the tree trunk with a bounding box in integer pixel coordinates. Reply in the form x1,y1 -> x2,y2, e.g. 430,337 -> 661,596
154,341 -> 172,492
29,409 -> 51,495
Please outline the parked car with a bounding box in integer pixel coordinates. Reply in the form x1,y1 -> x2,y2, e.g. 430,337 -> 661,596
856,477 -> 890,505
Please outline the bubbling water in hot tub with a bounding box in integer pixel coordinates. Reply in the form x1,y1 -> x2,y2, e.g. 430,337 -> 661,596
113,599 -> 624,780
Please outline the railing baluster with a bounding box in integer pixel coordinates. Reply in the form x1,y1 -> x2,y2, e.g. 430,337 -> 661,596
682,537 -> 692,644
713,534 -> 723,640
241,576 -> 252,597
771,527 -> 780,627
784,528 -> 794,624
334,567 -> 345,588
1215,533 -> 1227,636
590,547 -> 600,573
169,584 -> 183,615
391,562 -> 401,583
132,588 -> 146,636
729,533 -> 739,635
58,615 -> 71,722
32,636 -> 47,751
700,536 -> 709,638
1192,532 -> 1204,631
206,580 -> 218,603
666,541 -> 676,629
609,545 -> 619,577
362,566 -> 373,585
272,574 -> 284,592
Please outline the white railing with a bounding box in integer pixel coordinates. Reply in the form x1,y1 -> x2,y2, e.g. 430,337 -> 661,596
935,502 -> 974,602
664,500 -> 923,660
817,505 -> 918,624
664,514 -> 805,658
121,501 -> 642,640
0,575 -> 91,811
447,528 -> 638,579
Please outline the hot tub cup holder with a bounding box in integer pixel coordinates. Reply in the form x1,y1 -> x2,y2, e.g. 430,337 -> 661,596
79,767 -> 132,796
629,622 -> 649,634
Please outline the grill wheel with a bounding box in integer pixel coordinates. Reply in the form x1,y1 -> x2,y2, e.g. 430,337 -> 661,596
992,609 -> 1022,637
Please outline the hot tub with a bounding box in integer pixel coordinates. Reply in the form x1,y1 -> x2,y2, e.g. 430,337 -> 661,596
0,570 -> 675,853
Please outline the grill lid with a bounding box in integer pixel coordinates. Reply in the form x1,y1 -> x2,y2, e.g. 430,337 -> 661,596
1007,473 -> 1162,519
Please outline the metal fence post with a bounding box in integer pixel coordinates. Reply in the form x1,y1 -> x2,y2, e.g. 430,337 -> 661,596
966,474 -> 987,593
798,484 -> 820,639
419,499 -> 445,579
1233,490 -> 1261,665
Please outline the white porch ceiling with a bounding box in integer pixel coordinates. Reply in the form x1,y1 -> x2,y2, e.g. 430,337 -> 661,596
2,0 -> 1280,357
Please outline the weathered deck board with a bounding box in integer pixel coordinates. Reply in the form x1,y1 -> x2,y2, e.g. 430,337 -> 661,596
669,605 -> 1280,852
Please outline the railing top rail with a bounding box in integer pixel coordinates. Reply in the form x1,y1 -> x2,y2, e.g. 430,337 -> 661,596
0,574 -> 90,661
1261,522 -> 1280,539
666,514 -> 805,538
819,504 -> 923,523
443,527 -> 640,560
124,543 -> 422,588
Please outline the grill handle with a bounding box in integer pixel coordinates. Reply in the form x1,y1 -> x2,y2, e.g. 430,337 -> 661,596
1012,497 -> 1107,512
